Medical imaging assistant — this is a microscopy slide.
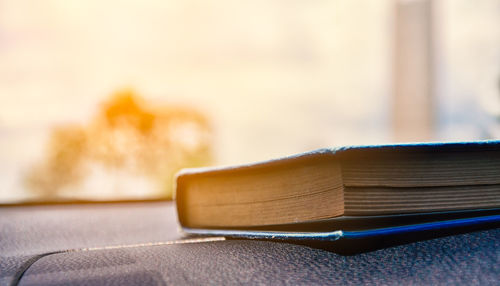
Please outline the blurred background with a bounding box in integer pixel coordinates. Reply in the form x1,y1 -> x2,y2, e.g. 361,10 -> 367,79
1,0 -> 500,203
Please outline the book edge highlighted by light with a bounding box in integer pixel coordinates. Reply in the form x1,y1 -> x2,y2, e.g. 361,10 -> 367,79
174,139 -> 500,244
175,139 -> 500,177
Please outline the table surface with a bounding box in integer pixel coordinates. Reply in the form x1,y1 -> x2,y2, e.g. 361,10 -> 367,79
1,201 -> 500,285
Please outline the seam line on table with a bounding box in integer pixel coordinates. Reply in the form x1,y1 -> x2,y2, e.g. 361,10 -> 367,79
10,237 -> 226,286
71,237 -> 227,252
10,251 -> 64,286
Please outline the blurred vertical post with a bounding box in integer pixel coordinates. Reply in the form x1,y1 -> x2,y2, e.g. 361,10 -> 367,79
393,0 -> 435,141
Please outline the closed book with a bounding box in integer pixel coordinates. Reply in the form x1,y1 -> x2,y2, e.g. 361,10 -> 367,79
175,140 -> 500,250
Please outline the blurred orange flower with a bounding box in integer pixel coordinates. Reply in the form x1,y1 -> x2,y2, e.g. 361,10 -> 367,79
24,89 -> 213,200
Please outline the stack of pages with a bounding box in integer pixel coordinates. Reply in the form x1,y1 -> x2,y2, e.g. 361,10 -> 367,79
175,141 -> 500,244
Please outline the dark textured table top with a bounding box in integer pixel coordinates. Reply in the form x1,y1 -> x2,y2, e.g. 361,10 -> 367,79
1,201 -> 500,285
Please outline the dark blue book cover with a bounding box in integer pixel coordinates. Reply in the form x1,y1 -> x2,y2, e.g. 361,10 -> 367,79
176,140 -> 500,252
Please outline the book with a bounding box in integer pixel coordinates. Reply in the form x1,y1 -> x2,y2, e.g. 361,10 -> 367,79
175,141 -> 500,239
